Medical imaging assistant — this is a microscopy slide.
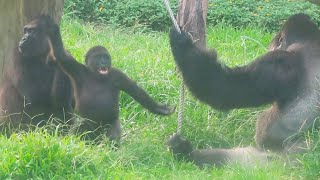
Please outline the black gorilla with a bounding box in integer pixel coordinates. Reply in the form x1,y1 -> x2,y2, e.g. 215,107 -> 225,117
47,24 -> 174,141
168,13 -> 320,161
0,15 -> 73,130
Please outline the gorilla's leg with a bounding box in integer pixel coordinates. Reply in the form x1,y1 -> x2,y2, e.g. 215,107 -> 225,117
106,120 -> 122,146
255,91 -> 319,152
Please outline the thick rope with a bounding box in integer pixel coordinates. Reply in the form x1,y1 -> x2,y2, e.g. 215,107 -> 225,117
176,80 -> 185,134
163,0 -> 181,33
162,0 -> 184,135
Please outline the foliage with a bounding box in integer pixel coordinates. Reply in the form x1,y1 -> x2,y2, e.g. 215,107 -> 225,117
64,0 -> 320,31
208,0 -> 320,31
65,0 -> 178,31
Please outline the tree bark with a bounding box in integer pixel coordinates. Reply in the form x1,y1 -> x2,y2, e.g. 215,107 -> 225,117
0,0 -> 64,79
177,0 -> 208,48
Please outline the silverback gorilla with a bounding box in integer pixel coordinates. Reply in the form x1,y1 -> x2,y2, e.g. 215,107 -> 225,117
47,22 -> 174,142
168,13 -> 320,166
0,16 -> 73,130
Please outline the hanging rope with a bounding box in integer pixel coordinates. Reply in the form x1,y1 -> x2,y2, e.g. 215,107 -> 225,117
162,0 -> 184,135
176,81 -> 185,134
162,0 -> 181,33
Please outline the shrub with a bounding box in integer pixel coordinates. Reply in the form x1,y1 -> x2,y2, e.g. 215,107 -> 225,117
65,0 -> 178,31
207,0 -> 320,31
64,0 -> 320,31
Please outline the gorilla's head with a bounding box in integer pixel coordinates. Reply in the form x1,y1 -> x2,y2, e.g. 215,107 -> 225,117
85,46 -> 112,75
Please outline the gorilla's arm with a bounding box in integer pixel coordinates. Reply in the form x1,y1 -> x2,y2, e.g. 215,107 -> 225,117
169,28 -> 304,110
48,23 -> 89,86
50,66 -> 73,110
110,69 -> 174,115
167,134 -> 231,167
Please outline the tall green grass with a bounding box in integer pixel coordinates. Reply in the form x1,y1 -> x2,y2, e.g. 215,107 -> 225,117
0,16 -> 319,179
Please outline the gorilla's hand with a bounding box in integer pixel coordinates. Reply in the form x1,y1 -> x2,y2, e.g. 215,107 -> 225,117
167,133 -> 185,147
152,104 -> 175,116
46,22 -> 60,40
37,15 -> 60,39
43,17 -> 65,62
169,27 -> 193,49
166,133 -> 193,160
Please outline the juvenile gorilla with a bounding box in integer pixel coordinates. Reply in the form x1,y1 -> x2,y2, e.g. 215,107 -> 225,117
0,15 -> 73,129
48,25 -> 174,141
168,13 -> 320,166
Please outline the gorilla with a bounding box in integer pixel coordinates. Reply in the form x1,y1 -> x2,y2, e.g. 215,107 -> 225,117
168,13 -> 320,166
0,15 -> 73,130
47,23 -> 174,142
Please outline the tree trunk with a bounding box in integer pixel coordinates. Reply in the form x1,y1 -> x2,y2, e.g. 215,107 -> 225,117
177,0 -> 208,48
0,0 -> 64,80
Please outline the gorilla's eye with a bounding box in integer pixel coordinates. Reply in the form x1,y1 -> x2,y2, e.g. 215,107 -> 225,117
277,37 -> 284,49
278,37 -> 283,43
24,27 -> 36,34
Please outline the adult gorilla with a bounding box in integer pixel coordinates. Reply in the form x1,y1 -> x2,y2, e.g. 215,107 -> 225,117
0,15 -> 73,129
169,13 -> 320,154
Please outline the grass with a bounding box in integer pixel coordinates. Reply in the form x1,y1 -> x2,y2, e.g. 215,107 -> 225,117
0,16 -> 319,179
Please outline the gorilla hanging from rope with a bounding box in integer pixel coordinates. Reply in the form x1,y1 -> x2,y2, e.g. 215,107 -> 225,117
167,13 -> 320,167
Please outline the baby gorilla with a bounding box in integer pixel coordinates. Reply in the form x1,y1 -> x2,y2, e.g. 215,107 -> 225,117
167,134 -> 271,168
48,25 -> 174,142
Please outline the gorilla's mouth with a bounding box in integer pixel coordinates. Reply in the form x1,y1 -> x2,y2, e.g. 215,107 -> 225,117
18,44 -> 27,55
18,47 -> 24,54
98,67 -> 109,74
18,41 -> 35,57
18,46 -> 31,57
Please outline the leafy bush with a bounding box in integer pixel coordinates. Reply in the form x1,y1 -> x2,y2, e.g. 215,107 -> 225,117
208,0 -> 320,31
64,0 -> 320,31
65,0 -> 178,31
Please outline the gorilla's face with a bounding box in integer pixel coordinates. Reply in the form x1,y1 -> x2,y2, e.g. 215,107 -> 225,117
19,18 -> 50,57
269,14 -> 319,51
268,32 -> 282,51
87,54 -> 112,75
